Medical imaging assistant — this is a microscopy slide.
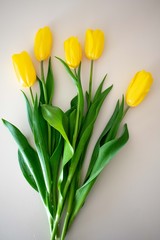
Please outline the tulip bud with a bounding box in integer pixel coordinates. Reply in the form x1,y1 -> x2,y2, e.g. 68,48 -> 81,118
34,26 -> 52,61
64,37 -> 82,68
12,51 -> 36,88
85,29 -> 105,60
125,70 -> 153,107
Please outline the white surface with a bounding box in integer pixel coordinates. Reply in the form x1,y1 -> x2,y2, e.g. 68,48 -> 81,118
0,0 -> 160,239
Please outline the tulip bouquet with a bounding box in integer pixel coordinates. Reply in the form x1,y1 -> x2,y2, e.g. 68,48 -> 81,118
2,26 -> 153,240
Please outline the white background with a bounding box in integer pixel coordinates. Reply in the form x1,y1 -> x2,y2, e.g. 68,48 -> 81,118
0,0 -> 160,239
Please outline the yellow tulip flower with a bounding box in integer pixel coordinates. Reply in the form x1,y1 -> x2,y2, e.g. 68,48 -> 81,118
126,70 -> 153,107
64,37 -> 82,68
12,51 -> 36,88
85,29 -> 105,60
34,26 -> 52,61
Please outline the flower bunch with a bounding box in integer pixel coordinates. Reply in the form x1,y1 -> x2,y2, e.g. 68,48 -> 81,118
2,26 -> 153,240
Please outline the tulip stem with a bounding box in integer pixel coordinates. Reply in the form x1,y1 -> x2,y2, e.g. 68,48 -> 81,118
61,177 -> 76,240
89,60 -> 94,106
123,105 -> 130,118
41,61 -> 48,104
29,87 -> 34,105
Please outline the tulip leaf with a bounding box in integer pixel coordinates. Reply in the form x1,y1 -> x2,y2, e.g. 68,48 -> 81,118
21,91 -> 33,131
46,57 -> 54,105
56,57 -> 78,86
68,109 -> 76,143
71,95 -> 78,109
41,104 -> 74,166
104,96 -> 124,142
93,74 -> 107,102
85,100 -> 120,181
85,91 -> 90,108
18,150 -> 38,191
32,98 -> 51,194
80,85 -> 113,136
67,85 -> 113,189
38,77 -> 45,104
50,133 -> 63,212
2,119 -> 47,203
68,85 -> 113,190
70,124 -> 129,224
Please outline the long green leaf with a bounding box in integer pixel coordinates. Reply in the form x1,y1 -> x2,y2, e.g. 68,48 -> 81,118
104,96 -> 124,142
41,104 -> 74,166
70,124 -> 129,225
2,119 -> 47,203
21,91 -> 33,131
63,85 -> 113,198
80,85 -> 113,136
38,77 -> 45,104
85,100 -> 120,180
46,57 -> 54,105
50,133 -> 63,214
93,74 -> 107,102
32,99 -> 51,194
56,57 -> 78,86
18,150 -> 38,191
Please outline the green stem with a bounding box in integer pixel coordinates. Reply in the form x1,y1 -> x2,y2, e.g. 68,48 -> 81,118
123,105 -> 130,117
88,60 -> 94,105
51,68 -> 84,239
29,87 -> 34,105
72,68 -> 84,148
69,176 -> 97,228
51,200 -> 62,240
61,177 -> 76,240
72,90 -> 80,148
41,61 -> 48,103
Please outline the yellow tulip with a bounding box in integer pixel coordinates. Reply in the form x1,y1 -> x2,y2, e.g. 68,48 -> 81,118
85,29 -> 105,60
12,51 -> 36,88
34,26 -> 52,61
64,37 -> 82,68
125,70 -> 153,107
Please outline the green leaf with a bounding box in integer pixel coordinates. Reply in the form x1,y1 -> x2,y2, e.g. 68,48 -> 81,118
71,95 -> 78,109
68,109 -> 76,143
56,57 -> 78,86
18,150 -> 38,191
38,77 -> 45,104
85,100 -> 120,180
64,85 -> 113,198
21,91 -> 33,131
104,96 -> 124,142
41,104 -> 74,166
32,98 -> 51,194
85,91 -> 90,108
2,119 -> 47,203
93,74 -> 107,102
70,124 -> 129,224
50,133 -> 63,213
46,57 -> 54,105
87,124 -> 129,185
80,85 -> 113,136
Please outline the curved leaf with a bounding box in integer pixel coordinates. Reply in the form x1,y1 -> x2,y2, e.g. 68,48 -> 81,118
21,91 -> 33,131
70,124 -> 129,224
85,100 -> 120,180
18,150 -> 38,191
93,74 -> 107,102
2,119 -> 47,203
32,99 -> 51,194
46,57 -> 54,104
41,104 -> 74,166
